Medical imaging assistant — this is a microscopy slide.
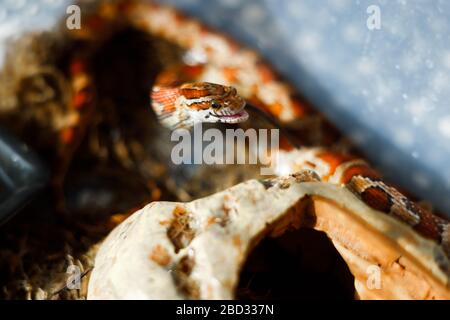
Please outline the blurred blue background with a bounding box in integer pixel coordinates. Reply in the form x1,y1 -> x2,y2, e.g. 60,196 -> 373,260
1,0 -> 449,216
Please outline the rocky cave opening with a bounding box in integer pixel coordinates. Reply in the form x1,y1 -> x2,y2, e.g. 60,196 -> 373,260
236,227 -> 356,300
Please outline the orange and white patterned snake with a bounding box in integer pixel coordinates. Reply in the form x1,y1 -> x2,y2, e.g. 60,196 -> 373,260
60,0 -> 449,262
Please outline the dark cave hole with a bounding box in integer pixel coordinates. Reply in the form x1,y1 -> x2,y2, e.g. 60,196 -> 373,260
236,227 -> 355,300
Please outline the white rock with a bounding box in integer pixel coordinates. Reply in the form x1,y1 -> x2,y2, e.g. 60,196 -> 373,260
88,173 -> 450,299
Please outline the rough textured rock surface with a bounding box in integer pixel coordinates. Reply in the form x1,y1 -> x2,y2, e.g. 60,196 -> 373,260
88,174 -> 450,300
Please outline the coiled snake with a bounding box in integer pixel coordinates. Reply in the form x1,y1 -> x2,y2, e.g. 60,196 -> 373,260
59,0 -> 449,273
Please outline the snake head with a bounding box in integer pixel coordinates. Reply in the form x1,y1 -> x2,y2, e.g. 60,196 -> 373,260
178,82 -> 248,125
152,82 -> 248,129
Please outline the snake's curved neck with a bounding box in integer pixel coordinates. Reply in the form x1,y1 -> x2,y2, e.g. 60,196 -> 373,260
151,86 -> 180,116
245,103 -> 301,149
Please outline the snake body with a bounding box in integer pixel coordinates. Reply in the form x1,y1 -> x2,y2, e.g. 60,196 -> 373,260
61,0 -> 449,262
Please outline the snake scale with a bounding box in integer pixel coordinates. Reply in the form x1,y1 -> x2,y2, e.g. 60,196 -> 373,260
59,0 -> 449,263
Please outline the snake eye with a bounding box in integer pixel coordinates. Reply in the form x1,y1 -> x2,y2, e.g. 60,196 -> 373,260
211,101 -> 221,109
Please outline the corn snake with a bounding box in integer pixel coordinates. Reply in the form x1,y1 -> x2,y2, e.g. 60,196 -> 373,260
59,0 -> 449,272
